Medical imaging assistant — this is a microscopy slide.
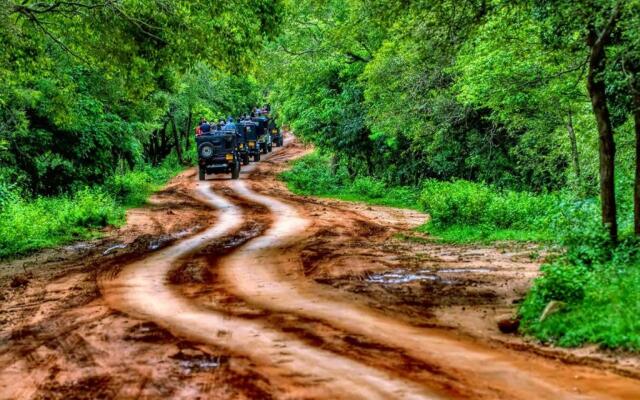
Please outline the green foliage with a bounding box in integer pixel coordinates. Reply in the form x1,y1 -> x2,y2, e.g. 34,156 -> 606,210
280,152 -> 421,210
519,253 -> 640,350
1,0 -> 281,196
418,179 -> 557,242
351,177 -> 386,199
0,155 -> 183,259
106,156 -> 183,207
280,152 -> 348,195
0,187 -> 123,258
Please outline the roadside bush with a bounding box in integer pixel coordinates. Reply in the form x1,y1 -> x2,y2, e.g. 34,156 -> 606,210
418,179 -> 558,241
0,188 -> 124,258
280,152 -> 422,209
351,176 -> 386,198
419,180 -> 493,227
0,155 -> 185,259
519,255 -> 640,350
0,181 -> 18,210
107,171 -> 155,207
280,152 -> 346,195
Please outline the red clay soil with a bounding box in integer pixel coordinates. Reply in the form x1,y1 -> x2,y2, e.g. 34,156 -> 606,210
1,135 -> 639,399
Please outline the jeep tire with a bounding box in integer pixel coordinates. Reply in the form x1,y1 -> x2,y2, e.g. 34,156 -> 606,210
198,166 -> 206,181
231,160 -> 240,180
254,152 -> 260,162
242,153 -> 250,165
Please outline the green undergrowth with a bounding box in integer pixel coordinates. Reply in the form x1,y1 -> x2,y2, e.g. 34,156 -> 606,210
519,236 -> 640,350
280,151 -> 640,351
280,152 -> 422,210
280,152 -> 557,243
0,155 -> 185,259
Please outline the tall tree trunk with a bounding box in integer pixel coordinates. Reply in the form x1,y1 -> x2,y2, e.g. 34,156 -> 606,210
586,12 -> 620,243
184,110 -> 193,151
149,129 -> 158,166
634,91 -> 640,236
171,116 -> 184,164
628,59 -> 640,236
566,110 -> 581,180
330,153 -> 339,175
159,120 -> 171,160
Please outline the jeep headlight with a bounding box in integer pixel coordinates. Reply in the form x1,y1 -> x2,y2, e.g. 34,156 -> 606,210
225,153 -> 233,161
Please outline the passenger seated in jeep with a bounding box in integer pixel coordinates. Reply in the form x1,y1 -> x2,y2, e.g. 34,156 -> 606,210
200,119 -> 211,135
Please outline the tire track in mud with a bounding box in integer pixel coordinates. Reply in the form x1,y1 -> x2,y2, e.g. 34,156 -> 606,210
221,164 -> 640,399
100,147 -> 440,400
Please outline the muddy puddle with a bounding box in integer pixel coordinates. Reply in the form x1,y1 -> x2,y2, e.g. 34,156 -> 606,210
149,227 -> 199,250
103,243 -> 128,255
171,349 -> 228,374
364,267 -> 494,285
366,269 -> 442,284
437,268 -> 493,274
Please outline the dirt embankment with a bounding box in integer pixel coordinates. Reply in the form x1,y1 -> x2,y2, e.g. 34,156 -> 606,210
1,136 -> 639,399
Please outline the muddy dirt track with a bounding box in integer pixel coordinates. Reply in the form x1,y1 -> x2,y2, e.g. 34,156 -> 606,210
2,136 -> 640,399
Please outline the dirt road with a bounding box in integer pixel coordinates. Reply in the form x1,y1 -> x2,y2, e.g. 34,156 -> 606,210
2,137 -> 640,399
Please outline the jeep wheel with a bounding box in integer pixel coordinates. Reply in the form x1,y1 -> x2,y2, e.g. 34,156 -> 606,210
242,153 -> 250,165
198,166 -> 206,181
231,160 -> 240,179
254,152 -> 260,162
262,145 -> 267,154
278,138 -> 284,146
268,144 -> 273,152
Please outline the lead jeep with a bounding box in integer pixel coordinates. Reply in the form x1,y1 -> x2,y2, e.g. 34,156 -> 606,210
196,128 -> 241,180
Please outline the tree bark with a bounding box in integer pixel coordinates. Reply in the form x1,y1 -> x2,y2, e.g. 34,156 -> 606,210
585,6 -> 620,243
566,110 -> 581,180
184,110 -> 193,151
330,153 -> 339,175
170,116 -> 184,164
635,91 -> 640,236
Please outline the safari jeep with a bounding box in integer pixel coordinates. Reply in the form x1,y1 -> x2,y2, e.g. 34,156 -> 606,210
270,120 -> 283,147
234,125 -> 251,165
196,128 -> 241,180
252,116 -> 272,154
238,120 -> 261,162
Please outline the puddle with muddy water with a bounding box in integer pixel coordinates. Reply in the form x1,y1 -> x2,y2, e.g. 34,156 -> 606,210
149,227 -> 199,250
366,267 -> 492,285
437,268 -> 492,274
103,244 -> 127,255
171,350 -> 228,374
366,269 -> 442,284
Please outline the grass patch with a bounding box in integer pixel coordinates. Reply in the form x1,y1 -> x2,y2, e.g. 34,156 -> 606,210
417,179 -> 559,243
0,155 -> 185,259
519,240 -> 640,350
280,152 -> 422,210
281,152 -> 556,243
416,224 -> 551,243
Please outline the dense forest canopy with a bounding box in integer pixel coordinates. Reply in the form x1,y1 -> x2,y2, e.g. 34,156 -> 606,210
0,0 -> 282,196
1,0 -> 640,243
261,0 -> 640,242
